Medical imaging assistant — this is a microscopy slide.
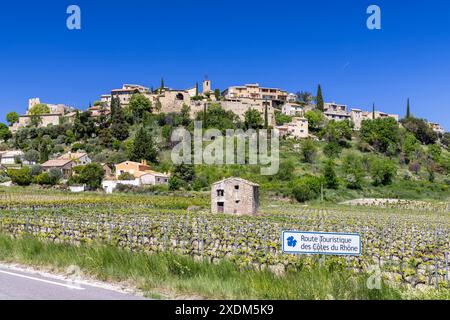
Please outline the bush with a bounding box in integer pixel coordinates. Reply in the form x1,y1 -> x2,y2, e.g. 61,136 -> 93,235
118,172 -> 135,180
7,167 -> 32,186
360,118 -> 400,154
291,176 -> 322,203
323,160 -> 339,189
370,157 -> 397,186
342,152 -> 365,189
323,141 -> 342,158
169,176 -> 184,191
48,168 -> 62,184
300,139 -> 317,163
34,173 -> 56,186
29,164 -> 43,176
75,163 -> 105,190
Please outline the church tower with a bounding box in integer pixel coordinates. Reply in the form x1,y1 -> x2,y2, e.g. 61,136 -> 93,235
202,78 -> 211,94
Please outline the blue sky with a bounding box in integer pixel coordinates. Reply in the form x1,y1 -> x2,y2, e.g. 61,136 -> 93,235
0,0 -> 449,130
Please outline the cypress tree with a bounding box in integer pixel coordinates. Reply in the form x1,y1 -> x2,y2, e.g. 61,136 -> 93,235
195,82 -> 199,96
130,126 -> 157,163
202,103 -> 207,126
110,99 -> 129,140
160,78 -> 165,92
110,95 -> 120,118
264,102 -> 269,129
323,160 -> 338,189
372,103 -> 376,120
316,84 -> 324,112
406,98 -> 411,118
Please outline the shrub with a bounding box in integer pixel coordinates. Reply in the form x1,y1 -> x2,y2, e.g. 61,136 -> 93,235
323,160 -> 339,189
29,164 -> 43,176
342,152 -> 365,189
360,118 -> 400,154
7,167 -> 32,186
370,157 -> 397,186
169,176 -> 184,191
34,173 -> 56,186
291,176 -> 322,203
118,172 -> 135,180
323,141 -> 342,158
48,168 -> 62,183
76,163 -> 105,189
300,139 -> 317,164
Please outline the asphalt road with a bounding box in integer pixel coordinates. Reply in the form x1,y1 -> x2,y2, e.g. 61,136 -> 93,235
0,265 -> 146,300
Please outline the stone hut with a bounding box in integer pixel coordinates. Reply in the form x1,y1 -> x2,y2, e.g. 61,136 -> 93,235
211,177 -> 259,215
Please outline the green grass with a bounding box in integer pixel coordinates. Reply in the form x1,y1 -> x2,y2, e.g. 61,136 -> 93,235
0,233 -> 405,300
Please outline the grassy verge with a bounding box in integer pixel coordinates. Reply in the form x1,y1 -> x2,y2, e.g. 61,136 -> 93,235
0,234 -> 406,300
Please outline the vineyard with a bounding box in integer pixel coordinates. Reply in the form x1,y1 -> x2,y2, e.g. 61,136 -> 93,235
0,190 -> 449,291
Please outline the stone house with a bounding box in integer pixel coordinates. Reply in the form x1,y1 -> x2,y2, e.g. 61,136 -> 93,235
0,150 -> 25,165
114,160 -> 169,186
41,159 -> 76,179
211,177 -> 259,215
115,160 -> 152,178
58,152 -> 91,165
276,117 -> 309,139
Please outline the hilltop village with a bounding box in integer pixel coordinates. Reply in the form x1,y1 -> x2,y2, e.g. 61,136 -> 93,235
0,79 -> 448,208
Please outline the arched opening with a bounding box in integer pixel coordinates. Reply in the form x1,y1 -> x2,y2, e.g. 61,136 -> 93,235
176,93 -> 184,100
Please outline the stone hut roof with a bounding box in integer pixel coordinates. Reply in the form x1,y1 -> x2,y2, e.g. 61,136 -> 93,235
212,177 -> 259,187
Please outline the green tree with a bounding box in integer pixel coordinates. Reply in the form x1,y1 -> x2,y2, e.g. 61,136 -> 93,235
321,120 -> 353,144
370,157 -> 397,186
6,112 -> 19,126
129,93 -> 152,123
244,108 -> 263,130
359,117 -> 400,154
406,98 -> 411,118
323,141 -> 342,158
110,100 -> 129,140
196,103 -> 240,131
0,123 -> 12,141
402,132 -> 420,163
29,104 -> 50,115
342,152 -> 365,189
264,103 -> 269,129
214,88 -> 221,100
323,160 -> 338,189
428,144 -> 442,163
442,132 -> 450,149
78,163 -> 105,189
305,110 -> 325,133
274,111 -> 292,125
170,163 -> 195,190
300,139 -> 317,163
110,95 -> 120,117
130,126 -> 157,163
400,117 -> 438,145
291,176 -> 322,202
180,104 -> 192,127
24,149 -> 40,164
296,91 -> 313,105
316,85 -> 324,112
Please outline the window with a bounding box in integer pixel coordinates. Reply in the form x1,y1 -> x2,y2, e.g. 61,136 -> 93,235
235,200 -> 240,204
217,189 -> 224,197
234,185 -> 239,190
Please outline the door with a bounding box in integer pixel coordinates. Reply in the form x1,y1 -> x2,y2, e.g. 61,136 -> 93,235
217,202 -> 224,213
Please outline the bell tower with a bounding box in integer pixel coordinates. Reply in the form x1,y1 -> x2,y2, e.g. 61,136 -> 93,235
202,76 -> 211,94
